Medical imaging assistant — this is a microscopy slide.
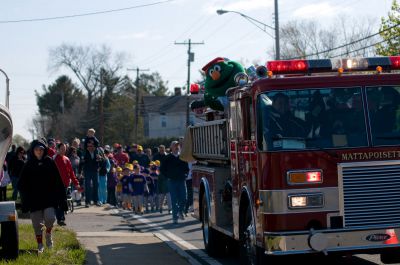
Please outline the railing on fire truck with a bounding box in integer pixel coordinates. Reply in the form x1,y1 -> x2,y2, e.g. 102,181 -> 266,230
191,119 -> 229,161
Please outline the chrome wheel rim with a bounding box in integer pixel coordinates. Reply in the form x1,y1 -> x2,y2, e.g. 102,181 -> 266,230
243,216 -> 257,264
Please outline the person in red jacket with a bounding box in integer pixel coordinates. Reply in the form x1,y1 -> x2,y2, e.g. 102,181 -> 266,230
114,144 -> 129,167
47,138 -> 56,157
54,143 -> 81,226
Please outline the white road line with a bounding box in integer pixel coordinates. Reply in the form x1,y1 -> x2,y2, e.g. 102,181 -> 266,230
130,213 -> 224,265
155,233 -> 203,265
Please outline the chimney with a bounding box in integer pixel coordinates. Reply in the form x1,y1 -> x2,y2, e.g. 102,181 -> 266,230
174,87 -> 182,96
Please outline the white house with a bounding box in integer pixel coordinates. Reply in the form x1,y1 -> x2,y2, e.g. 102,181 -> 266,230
141,95 -> 203,138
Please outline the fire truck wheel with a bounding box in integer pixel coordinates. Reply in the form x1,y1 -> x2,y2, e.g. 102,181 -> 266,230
381,249 -> 400,264
240,206 -> 266,265
202,195 -> 225,256
1,221 -> 19,260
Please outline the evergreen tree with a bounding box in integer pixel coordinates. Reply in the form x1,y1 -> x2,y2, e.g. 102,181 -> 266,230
376,0 -> 400,56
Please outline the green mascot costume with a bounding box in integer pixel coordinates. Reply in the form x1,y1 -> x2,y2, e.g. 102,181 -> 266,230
202,57 -> 245,111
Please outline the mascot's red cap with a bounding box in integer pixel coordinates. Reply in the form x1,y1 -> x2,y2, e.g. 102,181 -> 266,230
202,57 -> 225,72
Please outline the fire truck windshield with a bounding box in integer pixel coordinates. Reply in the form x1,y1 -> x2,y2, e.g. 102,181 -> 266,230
257,86 -> 375,151
367,85 -> 400,145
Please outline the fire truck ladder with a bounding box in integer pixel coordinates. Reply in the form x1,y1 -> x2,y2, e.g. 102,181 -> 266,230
191,119 -> 229,161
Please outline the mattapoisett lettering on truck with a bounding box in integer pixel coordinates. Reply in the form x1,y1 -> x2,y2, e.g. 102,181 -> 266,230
188,56 -> 400,264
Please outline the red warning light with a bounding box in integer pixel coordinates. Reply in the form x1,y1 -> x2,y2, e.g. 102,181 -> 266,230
267,60 -> 308,74
390,56 -> 400,70
306,171 -> 322,183
190,83 -> 200,94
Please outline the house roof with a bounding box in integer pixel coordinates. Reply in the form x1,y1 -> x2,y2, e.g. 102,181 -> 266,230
142,95 -> 192,113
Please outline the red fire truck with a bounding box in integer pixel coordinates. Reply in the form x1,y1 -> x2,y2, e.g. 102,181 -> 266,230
188,56 -> 400,264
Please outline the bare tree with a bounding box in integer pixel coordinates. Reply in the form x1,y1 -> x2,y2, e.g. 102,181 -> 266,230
276,16 -> 378,60
48,44 -> 128,113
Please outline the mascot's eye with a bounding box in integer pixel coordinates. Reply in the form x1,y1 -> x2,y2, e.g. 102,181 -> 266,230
209,69 -> 215,77
214,65 -> 221,72
209,65 -> 221,77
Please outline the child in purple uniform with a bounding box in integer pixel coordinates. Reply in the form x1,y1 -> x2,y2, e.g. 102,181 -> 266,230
143,168 -> 155,212
150,165 -> 159,212
131,164 -> 148,214
120,164 -> 133,210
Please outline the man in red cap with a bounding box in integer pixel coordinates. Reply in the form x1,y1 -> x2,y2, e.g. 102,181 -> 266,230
114,144 -> 129,167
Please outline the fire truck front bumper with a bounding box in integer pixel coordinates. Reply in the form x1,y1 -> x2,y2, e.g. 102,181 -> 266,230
264,227 -> 400,255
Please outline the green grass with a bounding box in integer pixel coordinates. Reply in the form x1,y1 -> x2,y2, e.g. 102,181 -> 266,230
6,185 -> 12,201
0,224 -> 85,265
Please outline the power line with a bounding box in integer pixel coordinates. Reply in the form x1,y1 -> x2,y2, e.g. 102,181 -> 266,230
135,14 -> 207,66
201,28 -> 259,59
329,34 -> 400,58
138,15 -> 217,69
0,0 -> 174,24
289,22 -> 400,59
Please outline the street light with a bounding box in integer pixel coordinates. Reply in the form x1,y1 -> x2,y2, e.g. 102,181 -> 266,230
216,5 -> 280,60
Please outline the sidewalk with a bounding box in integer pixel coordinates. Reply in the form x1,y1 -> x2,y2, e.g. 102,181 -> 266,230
69,205 -> 190,265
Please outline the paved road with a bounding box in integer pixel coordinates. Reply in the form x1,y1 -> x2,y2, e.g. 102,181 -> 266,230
65,205 -> 190,265
115,209 -> 394,265
45,203 -> 398,265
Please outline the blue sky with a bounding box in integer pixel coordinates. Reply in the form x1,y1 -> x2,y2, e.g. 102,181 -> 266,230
0,0 -> 393,140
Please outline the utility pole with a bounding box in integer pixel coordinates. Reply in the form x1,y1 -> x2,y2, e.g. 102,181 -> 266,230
175,39 -> 204,127
127,67 -> 149,143
98,69 -> 105,146
274,0 -> 280,60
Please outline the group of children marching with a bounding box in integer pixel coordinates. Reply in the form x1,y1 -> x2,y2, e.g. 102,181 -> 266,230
116,160 -> 160,214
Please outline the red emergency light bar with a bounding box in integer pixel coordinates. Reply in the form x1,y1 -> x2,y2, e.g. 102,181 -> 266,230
267,56 -> 400,75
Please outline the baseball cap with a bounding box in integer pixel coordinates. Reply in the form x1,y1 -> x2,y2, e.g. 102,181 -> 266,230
170,140 -> 179,148
123,163 -> 133,171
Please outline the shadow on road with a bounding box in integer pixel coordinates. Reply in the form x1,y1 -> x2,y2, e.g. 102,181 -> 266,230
83,241 -> 190,265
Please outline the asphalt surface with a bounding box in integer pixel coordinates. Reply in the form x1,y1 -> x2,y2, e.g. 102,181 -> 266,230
62,205 -> 190,265
19,204 -> 397,265
110,208 -> 393,265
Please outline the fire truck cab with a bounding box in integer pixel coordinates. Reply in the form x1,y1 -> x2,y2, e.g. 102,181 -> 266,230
190,56 -> 400,264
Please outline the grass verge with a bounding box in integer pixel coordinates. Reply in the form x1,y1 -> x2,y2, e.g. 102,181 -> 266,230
0,224 -> 85,265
